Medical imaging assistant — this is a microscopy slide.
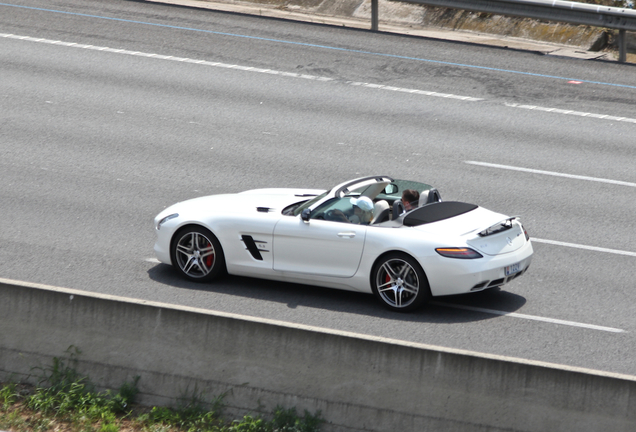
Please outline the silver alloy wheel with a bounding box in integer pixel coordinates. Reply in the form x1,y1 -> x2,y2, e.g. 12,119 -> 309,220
375,258 -> 420,308
175,231 -> 216,278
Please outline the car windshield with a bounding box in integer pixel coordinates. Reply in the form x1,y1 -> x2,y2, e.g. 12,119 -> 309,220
290,191 -> 329,216
284,178 -> 434,218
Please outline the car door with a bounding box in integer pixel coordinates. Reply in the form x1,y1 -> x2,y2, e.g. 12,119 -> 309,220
272,214 -> 367,278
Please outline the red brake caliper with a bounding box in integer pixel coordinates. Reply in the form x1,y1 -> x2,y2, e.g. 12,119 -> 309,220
206,242 -> 214,267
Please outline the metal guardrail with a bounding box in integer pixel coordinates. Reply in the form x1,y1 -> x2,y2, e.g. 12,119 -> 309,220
370,0 -> 636,62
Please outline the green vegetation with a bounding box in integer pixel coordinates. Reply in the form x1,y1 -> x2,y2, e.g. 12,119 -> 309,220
1,350 -> 323,432
585,0 -> 633,8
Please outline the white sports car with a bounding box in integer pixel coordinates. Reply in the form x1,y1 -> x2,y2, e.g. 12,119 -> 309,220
154,176 -> 533,311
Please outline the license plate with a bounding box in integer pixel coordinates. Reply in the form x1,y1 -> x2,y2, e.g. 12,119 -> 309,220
505,262 -> 521,276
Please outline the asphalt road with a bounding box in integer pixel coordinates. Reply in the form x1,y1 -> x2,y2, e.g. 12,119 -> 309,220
1,0 -> 636,375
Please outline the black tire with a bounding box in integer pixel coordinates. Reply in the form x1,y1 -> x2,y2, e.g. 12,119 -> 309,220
371,252 -> 431,312
170,226 -> 225,282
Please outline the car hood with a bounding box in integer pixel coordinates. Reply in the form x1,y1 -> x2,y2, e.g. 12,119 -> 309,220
237,187 -> 326,211
158,188 -> 325,218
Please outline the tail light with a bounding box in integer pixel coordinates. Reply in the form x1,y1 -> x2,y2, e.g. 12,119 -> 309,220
435,248 -> 483,259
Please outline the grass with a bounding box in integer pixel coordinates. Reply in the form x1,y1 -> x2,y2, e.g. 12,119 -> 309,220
0,350 -> 323,432
585,0 -> 634,7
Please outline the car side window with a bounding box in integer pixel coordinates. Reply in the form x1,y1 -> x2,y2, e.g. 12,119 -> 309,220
310,198 -> 356,223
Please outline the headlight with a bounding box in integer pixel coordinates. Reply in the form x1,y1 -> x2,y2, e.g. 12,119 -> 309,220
156,213 -> 178,230
435,247 -> 483,259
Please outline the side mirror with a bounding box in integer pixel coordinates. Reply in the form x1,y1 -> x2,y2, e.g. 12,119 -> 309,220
301,208 -> 312,222
384,184 -> 398,194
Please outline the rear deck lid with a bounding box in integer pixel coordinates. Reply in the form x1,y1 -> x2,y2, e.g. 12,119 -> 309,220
408,202 -> 527,256
465,217 -> 526,256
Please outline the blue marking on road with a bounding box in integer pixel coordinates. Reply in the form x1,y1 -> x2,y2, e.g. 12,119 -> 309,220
2,2 -> 636,90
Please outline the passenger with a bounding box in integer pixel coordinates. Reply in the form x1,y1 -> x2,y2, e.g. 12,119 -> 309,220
349,196 -> 374,224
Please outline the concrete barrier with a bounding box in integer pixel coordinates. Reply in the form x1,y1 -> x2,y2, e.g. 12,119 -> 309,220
1,278 -> 635,431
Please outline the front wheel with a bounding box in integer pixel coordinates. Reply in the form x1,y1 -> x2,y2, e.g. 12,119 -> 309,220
170,226 -> 225,282
371,253 -> 431,312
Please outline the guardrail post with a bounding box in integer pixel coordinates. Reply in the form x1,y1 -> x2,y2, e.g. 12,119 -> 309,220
618,29 -> 627,63
371,0 -> 379,31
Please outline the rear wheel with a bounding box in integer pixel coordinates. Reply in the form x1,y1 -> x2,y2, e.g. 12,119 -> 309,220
171,226 -> 225,282
371,253 -> 430,312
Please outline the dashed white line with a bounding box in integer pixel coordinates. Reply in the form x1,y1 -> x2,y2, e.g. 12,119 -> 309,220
531,238 -> 636,257
466,161 -> 636,188
505,102 -> 636,124
1,32 -> 335,81
348,82 -> 483,100
1,32 -> 481,102
430,302 -> 625,333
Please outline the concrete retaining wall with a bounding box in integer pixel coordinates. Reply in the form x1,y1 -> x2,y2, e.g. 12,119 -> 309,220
1,279 -> 635,431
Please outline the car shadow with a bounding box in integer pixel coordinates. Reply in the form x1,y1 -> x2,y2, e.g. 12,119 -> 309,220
147,264 -> 527,324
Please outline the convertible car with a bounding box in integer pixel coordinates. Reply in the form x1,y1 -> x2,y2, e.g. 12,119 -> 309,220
154,176 -> 533,311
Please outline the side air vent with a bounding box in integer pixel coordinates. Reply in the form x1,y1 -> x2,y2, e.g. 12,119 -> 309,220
241,235 -> 263,261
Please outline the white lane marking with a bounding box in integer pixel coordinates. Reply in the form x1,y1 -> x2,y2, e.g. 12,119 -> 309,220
430,302 -> 626,333
348,81 -> 483,101
145,258 -> 161,263
1,33 -> 333,80
1,33 -> 482,102
465,161 -> 636,188
532,238 -> 636,257
505,102 -> 636,124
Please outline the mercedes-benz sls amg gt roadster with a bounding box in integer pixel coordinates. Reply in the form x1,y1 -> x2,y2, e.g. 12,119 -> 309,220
154,176 -> 533,311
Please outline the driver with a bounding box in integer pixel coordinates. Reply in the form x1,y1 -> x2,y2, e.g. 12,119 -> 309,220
349,196 -> 374,225
402,189 -> 420,212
